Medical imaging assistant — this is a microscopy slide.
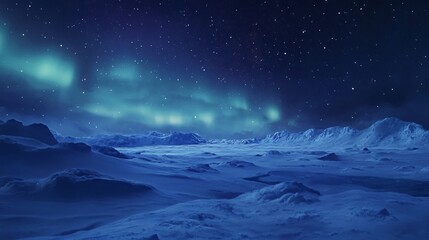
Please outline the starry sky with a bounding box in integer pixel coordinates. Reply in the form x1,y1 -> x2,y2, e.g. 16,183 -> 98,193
0,0 -> 428,138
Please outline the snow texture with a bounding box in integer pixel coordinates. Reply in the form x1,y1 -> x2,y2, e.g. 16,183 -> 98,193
1,117 -> 429,239
0,168 -> 155,201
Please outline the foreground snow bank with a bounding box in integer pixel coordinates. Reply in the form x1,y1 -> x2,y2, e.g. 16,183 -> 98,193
61,181 -> 429,240
0,169 -> 156,200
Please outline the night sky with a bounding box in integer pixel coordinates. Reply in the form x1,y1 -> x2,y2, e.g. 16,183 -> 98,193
0,0 -> 428,138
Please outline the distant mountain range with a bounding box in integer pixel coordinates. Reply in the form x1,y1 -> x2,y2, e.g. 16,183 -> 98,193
260,117 -> 429,147
210,117 -> 429,147
55,131 -> 206,147
1,117 -> 428,147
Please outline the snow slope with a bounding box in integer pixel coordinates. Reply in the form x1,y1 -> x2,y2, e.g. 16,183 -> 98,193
50,181 -> 429,240
0,168 -> 156,201
0,119 -> 58,145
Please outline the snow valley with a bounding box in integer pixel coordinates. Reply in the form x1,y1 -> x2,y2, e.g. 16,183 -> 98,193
0,118 -> 429,239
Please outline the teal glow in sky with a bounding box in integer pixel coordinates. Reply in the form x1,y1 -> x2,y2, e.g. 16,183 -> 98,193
84,73 -> 281,135
0,20 -> 282,137
0,30 -> 4,53
7,55 -> 74,88
0,29 -> 74,89
3,1 -> 426,137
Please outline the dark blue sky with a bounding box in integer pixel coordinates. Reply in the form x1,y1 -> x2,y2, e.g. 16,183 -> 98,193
0,0 -> 428,137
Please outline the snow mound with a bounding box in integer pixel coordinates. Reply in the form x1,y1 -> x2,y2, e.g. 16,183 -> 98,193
201,151 -> 216,156
57,142 -> 92,152
59,131 -> 206,147
186,164 -> 218,173
318,152 -> 340,161
261,117 -> 429,147
354,207 -> 392,219
0,119 -> 58,145
216,160 -> 257,168
92,145 -> 130,159
264,150 -> 289,156
239,182 -> 320,204
142,234 -> 160,240
0,169 -> 155,200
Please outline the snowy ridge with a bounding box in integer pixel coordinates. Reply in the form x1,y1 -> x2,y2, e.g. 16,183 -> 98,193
208,138 -> 260,144
357,117 -> 429,146
56,131 -> 206,147
3,117 -> 427,148
0,119 -> 58,145
261,117 -> 429,147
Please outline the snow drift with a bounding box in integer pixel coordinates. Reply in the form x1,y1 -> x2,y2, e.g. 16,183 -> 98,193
0,168 -> 156,200
238,181 -> 320,204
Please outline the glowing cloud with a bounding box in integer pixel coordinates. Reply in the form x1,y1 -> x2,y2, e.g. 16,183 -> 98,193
266,107 -> 281,122
27,55 -> 74,88
86,104 -> 123,119
230,97 -> 248,110
110,63 -> 139,81
0,29 -> 74,88
2,55 -> 74,88
73,57 -> 287,136
168,114 -> 184,126
197,112 -> 215,126
0,30 -> 4,54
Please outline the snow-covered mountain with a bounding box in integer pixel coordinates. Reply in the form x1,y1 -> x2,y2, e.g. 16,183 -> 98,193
2,117 -> 427,148
261,117 -> 429,147
208,138 -> 260,144
56,131 -> 207,147
357,117 -> 428,146
0,119 -> 58,145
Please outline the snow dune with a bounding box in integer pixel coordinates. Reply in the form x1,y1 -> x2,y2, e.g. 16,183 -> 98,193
54,182 -> 429,240
0,168 -> 156,201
